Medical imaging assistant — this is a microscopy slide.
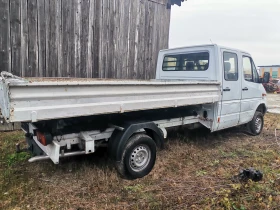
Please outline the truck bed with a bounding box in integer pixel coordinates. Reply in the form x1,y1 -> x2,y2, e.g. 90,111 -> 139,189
0,75 -> 221,123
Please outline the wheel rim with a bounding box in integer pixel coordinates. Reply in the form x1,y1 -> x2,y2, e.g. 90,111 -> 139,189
129,144 -> 151,172
255,117 -> 262,133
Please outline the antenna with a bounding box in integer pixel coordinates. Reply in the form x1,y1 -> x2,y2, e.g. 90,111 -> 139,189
210,39 -> 213,44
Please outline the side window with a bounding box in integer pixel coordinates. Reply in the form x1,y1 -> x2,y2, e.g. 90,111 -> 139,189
162,52 -> 209,71
243,57 -> 253,82
223,52 -> 238,81
243,56 -> 259,83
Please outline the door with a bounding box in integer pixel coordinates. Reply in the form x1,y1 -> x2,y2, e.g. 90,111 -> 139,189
240,55 -> 262,124
218,50 -> 241,130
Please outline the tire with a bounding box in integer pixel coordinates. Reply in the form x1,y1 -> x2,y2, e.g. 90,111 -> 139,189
247,111 -> 264,136
115,134 -> 157,180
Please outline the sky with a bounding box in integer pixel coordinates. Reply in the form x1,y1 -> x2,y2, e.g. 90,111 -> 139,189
169,0 -> 280,66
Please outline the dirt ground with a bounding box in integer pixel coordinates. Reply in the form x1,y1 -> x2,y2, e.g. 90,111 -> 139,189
0,113 -> 280,210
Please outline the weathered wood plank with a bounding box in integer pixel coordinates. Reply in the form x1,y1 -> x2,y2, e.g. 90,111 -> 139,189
128,0 -> 137,79
87,0 -> 94,78
56,0 -> 62,77
0,122 -> 20,131
117,0 -> 127,79
146,1 -> 154,80
61,0 -> 74,77
103,0 -> 109,78
107,0 -> 114,78
74,0 -> 81,77
164,4 -> 171,49
37,0 -> 45,77
20,0 -> 28,77
45,0 -> 50,76
100,0 -> 107,78
112,0 -> 119,79
69,1 -> 75,77
27,0 -> 38,77
132,0 -> 140,79
0,0 -> 11,73
92,0 -> 100,78
48,0 -> 56,77
98,0 -> 104,78
151,3 -> 159,79
10,0 -> 21,76
0,112 -> 21,131
80,0 -> 90,78
137,0 -> 145,79
123,0 -> 131,79
166,5 -> 171,48
47,0 -> 61,77
144,0 -> 150,79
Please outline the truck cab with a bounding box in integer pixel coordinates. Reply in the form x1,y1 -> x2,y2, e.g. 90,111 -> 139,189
156,44 -> 267,132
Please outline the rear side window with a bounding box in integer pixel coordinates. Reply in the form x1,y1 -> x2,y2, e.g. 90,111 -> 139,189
162,52 -> 209,71
223,52 -> 238,81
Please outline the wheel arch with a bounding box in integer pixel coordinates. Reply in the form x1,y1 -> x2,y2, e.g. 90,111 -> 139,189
256,103 -> 267,115
108,121 -> 164,162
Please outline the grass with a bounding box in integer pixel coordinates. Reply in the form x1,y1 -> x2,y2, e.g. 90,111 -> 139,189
0,113 -> 280,209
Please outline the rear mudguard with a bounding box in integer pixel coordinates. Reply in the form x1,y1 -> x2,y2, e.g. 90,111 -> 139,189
108,121 -> 164,162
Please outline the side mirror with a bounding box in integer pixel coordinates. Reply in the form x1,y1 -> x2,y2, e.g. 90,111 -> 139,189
263,72 -> 270,83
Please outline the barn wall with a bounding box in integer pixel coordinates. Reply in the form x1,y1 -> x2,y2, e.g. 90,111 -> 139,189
0,0 -> 171,80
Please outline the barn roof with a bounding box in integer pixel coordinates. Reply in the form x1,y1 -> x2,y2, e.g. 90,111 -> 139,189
166,0 -> 186,9
170,0 -> 185,6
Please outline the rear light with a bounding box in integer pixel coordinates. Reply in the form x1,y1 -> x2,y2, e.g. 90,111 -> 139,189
36,131 -> 53,146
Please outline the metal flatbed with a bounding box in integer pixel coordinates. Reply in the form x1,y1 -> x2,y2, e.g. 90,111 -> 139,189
0,73 -> 220,123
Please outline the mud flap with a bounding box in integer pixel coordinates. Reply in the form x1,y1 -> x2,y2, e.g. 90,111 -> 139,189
25,133 -> 45,156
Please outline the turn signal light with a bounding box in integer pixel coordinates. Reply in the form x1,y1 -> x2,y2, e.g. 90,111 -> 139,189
36,131 -> 53,146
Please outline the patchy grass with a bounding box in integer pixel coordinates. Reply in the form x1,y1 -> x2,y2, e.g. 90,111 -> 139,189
0,113 -> 280,209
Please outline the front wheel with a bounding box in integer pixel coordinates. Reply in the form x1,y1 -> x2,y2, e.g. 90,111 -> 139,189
115,134 -> 157,180
247,111 -> 264,136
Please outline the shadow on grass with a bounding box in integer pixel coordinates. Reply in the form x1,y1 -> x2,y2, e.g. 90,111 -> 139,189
0,124 -> 261,183
32,126 -> 252,176
32,147 -> 116,176
166,125 -> 251,149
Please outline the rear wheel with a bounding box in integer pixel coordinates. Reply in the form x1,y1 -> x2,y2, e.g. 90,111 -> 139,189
247,111 -> 264,135
115,134 -> 156,179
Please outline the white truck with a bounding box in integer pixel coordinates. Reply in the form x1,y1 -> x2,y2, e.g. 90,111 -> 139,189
0,44 -> 269,179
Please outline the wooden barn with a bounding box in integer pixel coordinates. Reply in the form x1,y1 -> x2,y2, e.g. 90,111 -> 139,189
0,0 -> 184,80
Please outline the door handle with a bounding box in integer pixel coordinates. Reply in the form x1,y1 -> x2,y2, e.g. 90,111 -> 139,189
223,87 -> 231,91
242,87 -> 248,91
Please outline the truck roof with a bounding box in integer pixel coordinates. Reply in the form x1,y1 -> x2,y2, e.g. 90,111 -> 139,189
160,44 -> 251,55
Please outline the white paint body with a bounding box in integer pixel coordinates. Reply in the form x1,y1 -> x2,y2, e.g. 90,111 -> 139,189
0,44 -> 267,164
